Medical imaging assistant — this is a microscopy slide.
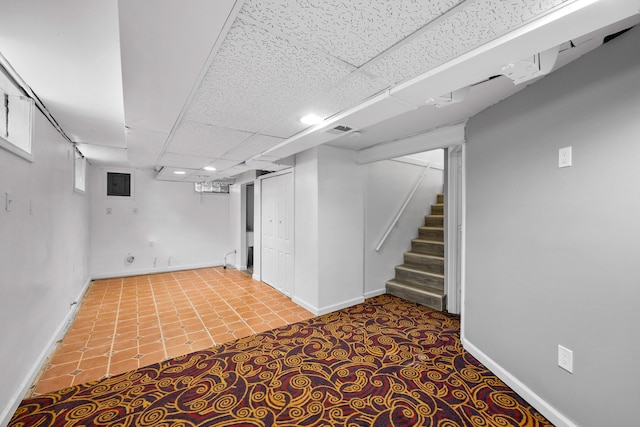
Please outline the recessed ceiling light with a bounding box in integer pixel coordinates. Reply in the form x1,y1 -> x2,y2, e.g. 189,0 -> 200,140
300,114 -> 323,125
173,170 -> 186,175
204,166 -> 216,171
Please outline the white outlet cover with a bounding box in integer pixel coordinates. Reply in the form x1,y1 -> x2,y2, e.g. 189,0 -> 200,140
559,146 -> 572,168
558,345 -> 574,373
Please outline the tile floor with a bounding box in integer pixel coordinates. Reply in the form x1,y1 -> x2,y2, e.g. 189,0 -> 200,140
29,267 -> 313,396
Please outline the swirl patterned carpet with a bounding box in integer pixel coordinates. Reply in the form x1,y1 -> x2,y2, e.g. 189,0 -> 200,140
10,295 -> 552,426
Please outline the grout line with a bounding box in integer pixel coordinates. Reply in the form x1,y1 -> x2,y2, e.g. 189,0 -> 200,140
30,267 -> 314,395
104,279 -> 124,377
148,279 -> 168,361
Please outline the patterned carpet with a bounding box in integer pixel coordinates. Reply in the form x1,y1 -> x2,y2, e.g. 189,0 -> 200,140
10,295 -> 552,426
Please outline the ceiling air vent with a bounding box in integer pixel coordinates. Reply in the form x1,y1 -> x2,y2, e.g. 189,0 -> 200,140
325,125 -> 353,135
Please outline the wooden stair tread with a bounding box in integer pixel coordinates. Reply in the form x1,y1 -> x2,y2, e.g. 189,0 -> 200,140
396,264 -> 444,278
385,193 -> 446,312
404,252 -> 444,260
387,278 -> 445,295
412,238 -> 444,244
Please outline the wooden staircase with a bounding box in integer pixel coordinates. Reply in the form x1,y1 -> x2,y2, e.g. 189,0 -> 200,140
386,193 -> 446,311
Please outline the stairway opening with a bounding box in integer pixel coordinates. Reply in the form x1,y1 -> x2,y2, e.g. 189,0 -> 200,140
386,193 -> 446,311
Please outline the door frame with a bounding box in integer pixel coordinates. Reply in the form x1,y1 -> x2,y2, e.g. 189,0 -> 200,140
444,143 -> 465,315
356,123 -> 466,314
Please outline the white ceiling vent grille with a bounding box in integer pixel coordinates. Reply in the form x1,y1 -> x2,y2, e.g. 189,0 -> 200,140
325,125 -> 353,135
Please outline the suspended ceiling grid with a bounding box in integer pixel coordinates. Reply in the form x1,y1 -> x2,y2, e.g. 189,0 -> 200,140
155,0 -> 572,182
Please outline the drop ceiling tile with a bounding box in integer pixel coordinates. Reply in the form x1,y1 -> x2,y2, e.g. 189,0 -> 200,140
263,70 -> 390,138
183,17 -> 355,133
227,164 -> 253,174
222,133 -> 285,161
207,158 -> 242,171
240,0 -> 464,67
156,166 -> 199,182
166,121 -> 253,158
366,0 -> 569,86
158,152 -> 213,169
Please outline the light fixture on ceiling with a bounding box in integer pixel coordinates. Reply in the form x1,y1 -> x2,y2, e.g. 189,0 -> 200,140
203,166 -> 216,171
300,114 -> 323,125
173,170 -> 186,175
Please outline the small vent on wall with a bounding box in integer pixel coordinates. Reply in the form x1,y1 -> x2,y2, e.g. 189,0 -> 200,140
325,125 -> 353,135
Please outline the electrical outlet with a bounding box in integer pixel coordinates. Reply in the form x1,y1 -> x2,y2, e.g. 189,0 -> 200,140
559,146 -> 572,168
558,345 -> 573,373
132,207 -> 139,215
106,207 -> 112,215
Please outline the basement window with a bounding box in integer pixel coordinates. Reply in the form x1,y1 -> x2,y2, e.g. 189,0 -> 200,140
74,149 -> 86,193
0,69 -> 34,161
195,181 -> 229,194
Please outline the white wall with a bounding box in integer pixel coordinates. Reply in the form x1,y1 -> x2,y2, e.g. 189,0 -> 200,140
90,168 -> 231,277
317,145 -> 364,312
293,146 -> 365,314
464,26 -> 640,427
364,159 -> 443,297
0,111 -> 91,423
293,148 -> 320,310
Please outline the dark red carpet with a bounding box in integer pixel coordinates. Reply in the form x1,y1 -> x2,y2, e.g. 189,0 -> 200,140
10,295 -> 552,426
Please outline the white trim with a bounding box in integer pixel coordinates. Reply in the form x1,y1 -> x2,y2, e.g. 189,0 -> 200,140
291,296 -> 319,316
459,143 -> 467,332
292,296 -> 365,317
92,262 -> 219,280
462,337 -> 578,427
356,123 -> 466,165
445,143 -> 465,314
364,288 -> 386,299
317,296 -> 365,316
0,277 -> 92,427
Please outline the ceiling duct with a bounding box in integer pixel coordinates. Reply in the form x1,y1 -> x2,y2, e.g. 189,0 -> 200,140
325,125 -> 353,135
501,46 -> 560,85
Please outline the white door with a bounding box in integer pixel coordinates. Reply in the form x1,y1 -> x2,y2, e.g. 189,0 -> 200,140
261,173 -> 294,296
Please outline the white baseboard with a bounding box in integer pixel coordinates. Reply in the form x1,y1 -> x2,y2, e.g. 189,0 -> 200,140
461,337 -> 578,427
91,263 -> 220,280
317,296 -> 365,316
1,276 -> 92,427
292,295 -> 368,317
291,296 -> 319,316
364,288 -> 386,299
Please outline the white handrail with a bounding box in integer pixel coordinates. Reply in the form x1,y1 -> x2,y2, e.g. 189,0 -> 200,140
375,164 -> 431,252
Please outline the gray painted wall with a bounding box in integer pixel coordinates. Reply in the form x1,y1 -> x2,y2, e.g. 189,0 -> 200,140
465,26 -> 640,426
